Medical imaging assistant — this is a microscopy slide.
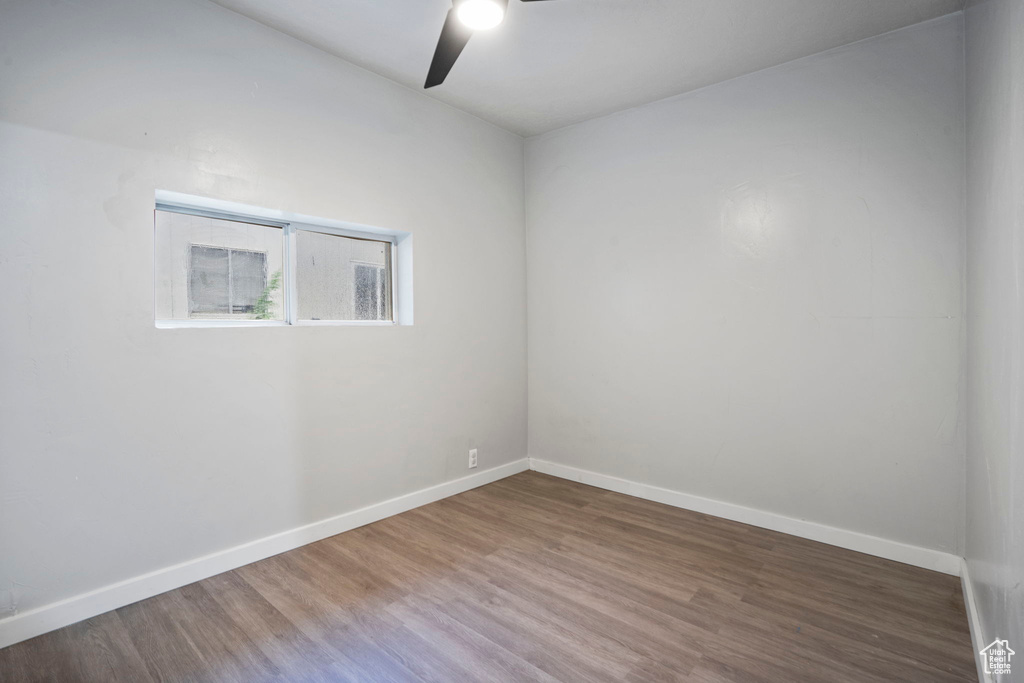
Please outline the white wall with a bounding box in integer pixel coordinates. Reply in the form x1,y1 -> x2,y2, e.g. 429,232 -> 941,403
0,0 -> 526,620
526,16 -> 965,553
964,0 -> 1024,657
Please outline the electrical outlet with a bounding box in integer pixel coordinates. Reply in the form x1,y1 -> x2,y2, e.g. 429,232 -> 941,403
468,449 -> 478,469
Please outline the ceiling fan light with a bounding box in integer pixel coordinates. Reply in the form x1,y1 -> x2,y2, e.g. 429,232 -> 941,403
456,0 -> 505,30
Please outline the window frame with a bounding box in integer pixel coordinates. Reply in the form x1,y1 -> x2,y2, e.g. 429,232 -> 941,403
287,221 -> 398,327
154,194 -> 404,328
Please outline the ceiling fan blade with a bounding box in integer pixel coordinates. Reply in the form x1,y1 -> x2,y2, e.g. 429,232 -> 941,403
425,8 -> 473,88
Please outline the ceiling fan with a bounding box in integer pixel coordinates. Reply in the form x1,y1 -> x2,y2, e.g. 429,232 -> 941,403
425,0 -> 553,88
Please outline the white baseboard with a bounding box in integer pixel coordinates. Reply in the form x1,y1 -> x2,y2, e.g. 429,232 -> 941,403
529,458 -> 962,576
960,559 -> 990,683
0,458 -> 529,651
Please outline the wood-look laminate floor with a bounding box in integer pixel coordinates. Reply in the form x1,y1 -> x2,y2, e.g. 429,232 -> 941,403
0,471 -> 976,682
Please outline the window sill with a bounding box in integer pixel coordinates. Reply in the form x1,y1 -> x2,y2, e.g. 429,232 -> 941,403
296,320 -> 396,326
155,320 -> 396,329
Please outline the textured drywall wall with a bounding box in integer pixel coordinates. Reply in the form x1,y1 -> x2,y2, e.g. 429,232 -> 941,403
964,0 -> 1024,658
0,0 -> 526,619
526,16 -> 965,553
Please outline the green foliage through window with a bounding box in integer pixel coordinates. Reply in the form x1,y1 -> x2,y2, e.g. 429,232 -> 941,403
252,269 -> 282,320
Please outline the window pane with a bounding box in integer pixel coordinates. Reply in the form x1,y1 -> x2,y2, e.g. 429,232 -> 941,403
296,230 -> 392,321
189,246 -> 230,314
354,264 -> 385,320
155,210 -> 284,321
229,249 -> 268,315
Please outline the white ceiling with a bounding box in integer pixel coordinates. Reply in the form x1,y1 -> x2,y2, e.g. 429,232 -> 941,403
211,0 -> 963,136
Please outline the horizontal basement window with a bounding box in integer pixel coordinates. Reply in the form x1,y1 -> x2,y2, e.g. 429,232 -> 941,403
153,192 -> 412,328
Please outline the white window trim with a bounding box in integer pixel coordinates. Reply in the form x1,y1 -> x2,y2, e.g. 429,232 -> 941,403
154,190 -> 413,328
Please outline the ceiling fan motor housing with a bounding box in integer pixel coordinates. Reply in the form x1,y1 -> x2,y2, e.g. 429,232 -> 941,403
427,0 -> 552,88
